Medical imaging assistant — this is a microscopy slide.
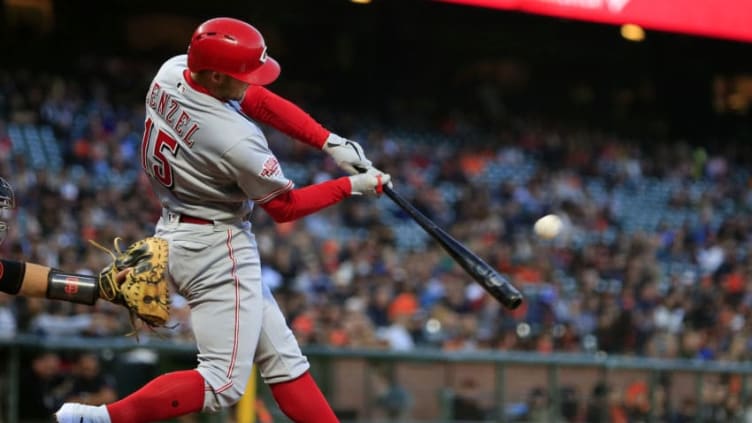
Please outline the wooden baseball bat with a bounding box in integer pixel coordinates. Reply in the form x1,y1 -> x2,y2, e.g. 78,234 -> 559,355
383,185 -> 523,309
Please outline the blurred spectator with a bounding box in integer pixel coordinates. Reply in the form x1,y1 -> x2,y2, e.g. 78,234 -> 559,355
0,292 -> 17,338
624,380 -> 650,422
376,309 -> 415,351
28,300 -> 124,337
341,297 -> 385,348
585,381 -> 627,423
451,377 -> 491,421
61,352 -> 118,406
519,386 -> 559,423
673,397 -> 698,422
372,365 -> 413,421
559,385 -> 580,423
19,350 -> 67,421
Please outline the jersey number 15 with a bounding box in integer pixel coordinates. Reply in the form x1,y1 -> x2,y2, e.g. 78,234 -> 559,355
141,118 -> 180,189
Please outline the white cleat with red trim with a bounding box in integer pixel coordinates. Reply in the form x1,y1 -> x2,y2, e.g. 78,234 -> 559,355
55,403 -> 111,423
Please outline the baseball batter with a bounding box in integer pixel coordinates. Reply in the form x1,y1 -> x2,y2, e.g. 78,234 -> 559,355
56,17 -> 390,423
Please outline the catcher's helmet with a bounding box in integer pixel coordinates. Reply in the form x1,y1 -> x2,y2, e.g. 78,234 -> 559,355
0,177 -> 15,246
187,17 -> 280,86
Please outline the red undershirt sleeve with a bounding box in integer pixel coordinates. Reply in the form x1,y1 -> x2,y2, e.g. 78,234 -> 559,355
259,177 -> 352,223
241,85 -> 330,149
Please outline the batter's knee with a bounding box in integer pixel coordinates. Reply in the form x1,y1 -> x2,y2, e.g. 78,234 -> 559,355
203,382 -> 246,412
197,364 -> 252,412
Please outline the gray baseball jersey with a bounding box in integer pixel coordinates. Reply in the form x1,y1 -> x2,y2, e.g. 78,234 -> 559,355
144,55 -> 294,223
141,55 -> 308,411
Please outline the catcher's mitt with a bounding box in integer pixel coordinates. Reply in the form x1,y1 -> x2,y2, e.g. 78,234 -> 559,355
91,237 -> 170,328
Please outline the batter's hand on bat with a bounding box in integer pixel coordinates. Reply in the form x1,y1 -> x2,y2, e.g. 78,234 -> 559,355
349,168 -> 391,196
323,134 -> 372,175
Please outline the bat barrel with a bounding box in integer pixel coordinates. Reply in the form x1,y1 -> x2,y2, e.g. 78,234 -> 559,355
484,272 -> 523,309
382,185 -> 523,309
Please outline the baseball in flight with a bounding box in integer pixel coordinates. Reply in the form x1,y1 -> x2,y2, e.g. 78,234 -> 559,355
534,214 -> 563,239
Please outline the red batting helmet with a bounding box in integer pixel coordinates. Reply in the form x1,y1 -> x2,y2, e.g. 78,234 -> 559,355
187,17 -> 280,86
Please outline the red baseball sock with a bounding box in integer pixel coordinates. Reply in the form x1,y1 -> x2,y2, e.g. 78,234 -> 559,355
270,371 -> 339,423
107,370 -> 205,423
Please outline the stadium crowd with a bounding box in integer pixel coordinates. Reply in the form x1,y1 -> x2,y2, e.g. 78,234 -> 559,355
1,59 -> 752,421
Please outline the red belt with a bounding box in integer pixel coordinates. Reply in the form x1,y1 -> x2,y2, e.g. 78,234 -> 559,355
179,214 -> 213,225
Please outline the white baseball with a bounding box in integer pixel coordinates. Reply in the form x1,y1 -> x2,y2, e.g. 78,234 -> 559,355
534,214 -> 563,239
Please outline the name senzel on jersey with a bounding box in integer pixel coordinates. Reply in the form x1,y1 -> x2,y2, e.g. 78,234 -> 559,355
147,82 -> 200,147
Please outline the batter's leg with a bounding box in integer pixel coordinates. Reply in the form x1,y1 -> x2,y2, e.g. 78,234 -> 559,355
254,282 -> 339,422
171,225 -> 265,412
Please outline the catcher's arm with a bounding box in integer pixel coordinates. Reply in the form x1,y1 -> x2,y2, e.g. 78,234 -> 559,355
1,237 -> 170,328
0,259 -> 127,304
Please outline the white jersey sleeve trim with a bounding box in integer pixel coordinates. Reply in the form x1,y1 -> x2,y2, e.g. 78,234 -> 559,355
252,180 -> 294,205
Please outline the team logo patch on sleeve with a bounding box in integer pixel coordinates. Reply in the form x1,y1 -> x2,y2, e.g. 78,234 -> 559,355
260,156 -> 282,178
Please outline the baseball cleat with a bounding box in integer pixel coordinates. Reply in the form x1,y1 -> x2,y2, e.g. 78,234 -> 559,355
54,403 -> 111,423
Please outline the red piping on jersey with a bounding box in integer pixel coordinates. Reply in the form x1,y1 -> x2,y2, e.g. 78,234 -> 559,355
260,177 -> 351,223
241,85 -> 329,149
215,380 -> 234,395
253,180 -> 294,205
